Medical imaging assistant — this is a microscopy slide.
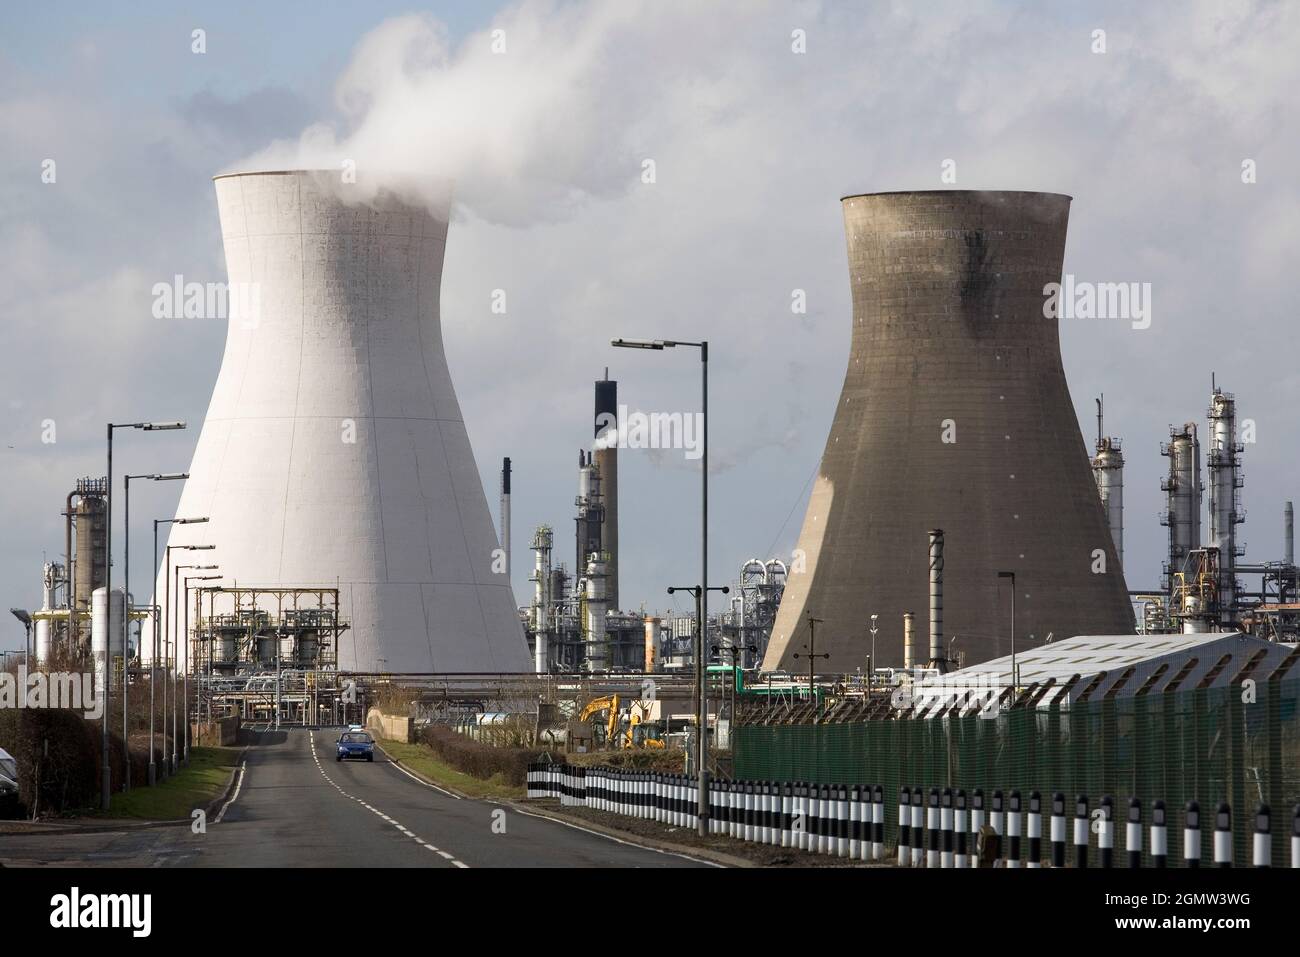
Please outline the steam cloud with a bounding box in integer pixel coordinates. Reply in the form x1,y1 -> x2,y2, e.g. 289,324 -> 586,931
234,1 -> 698,224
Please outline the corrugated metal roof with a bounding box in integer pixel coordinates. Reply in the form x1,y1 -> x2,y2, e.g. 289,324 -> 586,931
906,632 -> 1298,715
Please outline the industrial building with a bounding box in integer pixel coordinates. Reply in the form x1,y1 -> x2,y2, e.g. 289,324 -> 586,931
152,170 -> 529,673
764,190 -> 1134,675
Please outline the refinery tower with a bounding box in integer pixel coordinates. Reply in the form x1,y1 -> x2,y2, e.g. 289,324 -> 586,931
764,190 -> 1133,673
154,170 -> 529,672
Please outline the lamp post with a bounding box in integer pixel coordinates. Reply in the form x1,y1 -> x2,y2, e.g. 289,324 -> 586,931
122,472 -> 187,790
614,336 -> 712,837
183,572 -> 221,765
9,609 -> 32,663
173,553 -> 215,773
997,571 -> 1017,694
165,543 -> 213,777
104,419 -> 186,809
151,518 -> 207,784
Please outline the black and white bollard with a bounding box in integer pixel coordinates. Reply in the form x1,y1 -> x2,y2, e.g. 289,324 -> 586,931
1127,797 -> 1143,868
872,786 -> 885,862
911,787 -> 925,868
821,780 -> 832,858
1151,800 -> 1167,868
849,786 -> 863,860
1292,804 -> 1300,869
898,787 -> 911,867
941,788 -> 954,869
971,789 -> 986,854
1074,795 -> 1089,869
927,787 -> 941,868
1214,803 -> 1232,868
1006,790 -> 1022,868
955,789 -> 969,868
1184,801 -> 1201,868
840,785 -> 853,857
990,790 -> 1005,853
799,783 -> 813,852
1254,804 -> 1271,868
1099,796 -> 1115,868
1027,791 -> 1042,868
1051,792 -> 1066,868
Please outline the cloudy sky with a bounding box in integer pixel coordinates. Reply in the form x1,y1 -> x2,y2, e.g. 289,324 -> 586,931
2,0 -> 1297,653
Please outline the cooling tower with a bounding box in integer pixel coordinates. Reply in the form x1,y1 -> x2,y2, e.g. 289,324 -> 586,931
155,170 -> 528,672
763,190 -> 1133,673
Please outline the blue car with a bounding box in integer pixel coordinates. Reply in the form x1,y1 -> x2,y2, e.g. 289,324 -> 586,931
336,730 -> 375,762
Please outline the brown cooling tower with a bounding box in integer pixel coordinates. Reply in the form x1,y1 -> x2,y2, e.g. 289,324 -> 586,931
763,190 -> 1133,673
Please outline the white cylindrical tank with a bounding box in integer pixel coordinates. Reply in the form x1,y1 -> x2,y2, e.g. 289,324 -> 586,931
35,619 -> 51,666
91,586 -> 125,658
584,555 -> 608,672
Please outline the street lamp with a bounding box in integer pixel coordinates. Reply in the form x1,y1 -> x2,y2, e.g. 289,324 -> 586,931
161,535 -> 214,780
149,518 -> 207,784
122,472 -> 187,790
104,419 -> 187,809
9,609 -> 32,663
616,334 -> 712,837
172,549 -> 215,773
183,572 -> 221,766
997,571 -> 1017,694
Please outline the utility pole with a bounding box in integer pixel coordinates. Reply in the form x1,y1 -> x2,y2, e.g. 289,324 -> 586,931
793,612 -> 829,716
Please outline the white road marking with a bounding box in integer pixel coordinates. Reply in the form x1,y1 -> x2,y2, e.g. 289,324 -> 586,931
213,762 -> 247,824
308,731 -> 469,869
383,756 -> 461,799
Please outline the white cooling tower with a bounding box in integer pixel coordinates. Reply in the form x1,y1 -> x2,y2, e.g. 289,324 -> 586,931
154,170 -> 528,672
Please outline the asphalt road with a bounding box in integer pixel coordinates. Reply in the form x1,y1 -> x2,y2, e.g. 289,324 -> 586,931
0,727 -> 713,869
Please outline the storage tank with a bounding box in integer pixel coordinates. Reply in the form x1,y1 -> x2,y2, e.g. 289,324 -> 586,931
153,170 -> 528,672
90,587 -> 126,659
764,190 -> 1133,672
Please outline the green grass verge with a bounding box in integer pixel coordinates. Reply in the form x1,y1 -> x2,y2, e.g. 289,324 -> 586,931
96,747 -> 241,820
377,739 -> 523,801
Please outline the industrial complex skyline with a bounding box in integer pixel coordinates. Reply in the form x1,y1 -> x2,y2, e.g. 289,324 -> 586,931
4,1 -> 1300,658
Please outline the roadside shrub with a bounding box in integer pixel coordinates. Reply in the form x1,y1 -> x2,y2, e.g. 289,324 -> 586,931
417,726 -> 551,787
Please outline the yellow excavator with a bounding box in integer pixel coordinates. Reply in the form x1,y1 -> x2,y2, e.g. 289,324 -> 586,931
577,695 -> 665,750
578,694 -> 622,745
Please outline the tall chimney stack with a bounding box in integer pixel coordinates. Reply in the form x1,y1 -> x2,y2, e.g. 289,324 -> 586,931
594,371 -> 619,611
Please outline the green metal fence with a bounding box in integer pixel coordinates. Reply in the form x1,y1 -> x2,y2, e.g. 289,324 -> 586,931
734,674 -> 1300,866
